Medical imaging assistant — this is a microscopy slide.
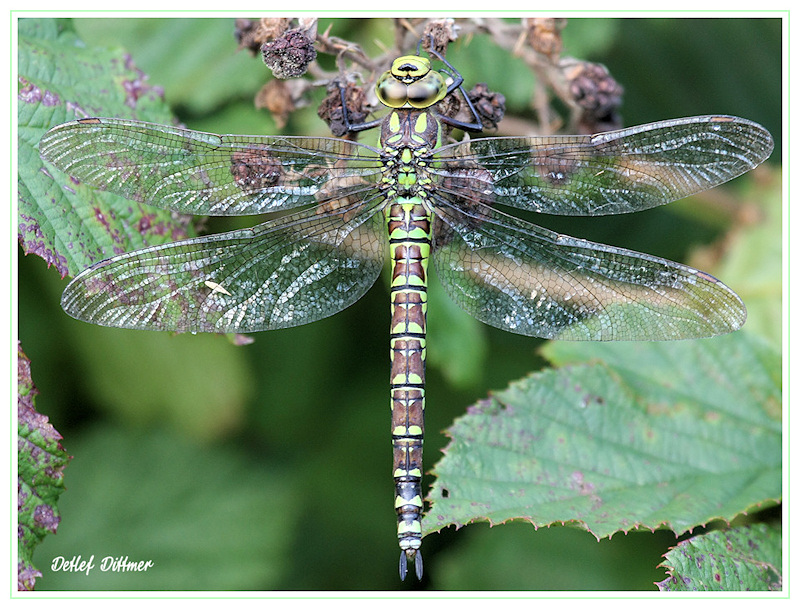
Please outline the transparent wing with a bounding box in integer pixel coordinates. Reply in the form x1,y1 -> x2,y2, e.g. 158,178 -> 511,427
431,197 -> 745,341
61,196 -> 388,333
39,117 -> 383,216
429,115 -> 773,216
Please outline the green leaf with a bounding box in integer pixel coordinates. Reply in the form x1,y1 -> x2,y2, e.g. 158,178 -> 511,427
18,17 -> 190,277
17,342 -> 71,591
424,332 -> 780,540
657,523 -> 781,591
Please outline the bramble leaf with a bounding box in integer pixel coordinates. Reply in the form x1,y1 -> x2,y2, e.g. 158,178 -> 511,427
17,342 -> 71,591
425,332 -> 780,540
657,523 -> 781,591
18,17 -> 189,278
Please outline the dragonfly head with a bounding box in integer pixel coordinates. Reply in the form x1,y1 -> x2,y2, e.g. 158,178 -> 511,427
376,55 -> 448,110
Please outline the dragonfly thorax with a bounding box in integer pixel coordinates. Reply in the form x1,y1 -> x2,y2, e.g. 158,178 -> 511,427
380,109 -> 440,151
379,109 -> 439,197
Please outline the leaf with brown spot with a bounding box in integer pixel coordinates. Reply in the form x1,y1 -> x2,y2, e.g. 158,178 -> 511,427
17,342 -> 71,591
425,332 -> 780,542
18,18 -> 188,277
657,523 -> 781,591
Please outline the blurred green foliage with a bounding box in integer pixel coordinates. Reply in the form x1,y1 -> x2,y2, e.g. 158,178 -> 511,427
19,16 -> 781,592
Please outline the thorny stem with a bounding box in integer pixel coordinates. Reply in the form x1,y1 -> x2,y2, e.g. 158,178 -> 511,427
259,17 -> 614,136
479,17 -> 582,131
314,32 -> 380,73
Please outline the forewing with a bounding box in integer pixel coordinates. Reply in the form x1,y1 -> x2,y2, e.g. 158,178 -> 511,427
61,196 -> 388,333
39,117 -> 383,216
430,116 -> 773,216
431,198 -> 745,341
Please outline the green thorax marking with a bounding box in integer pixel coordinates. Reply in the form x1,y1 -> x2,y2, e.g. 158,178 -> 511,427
381,109 -> 440,153
381,109 -> 440,198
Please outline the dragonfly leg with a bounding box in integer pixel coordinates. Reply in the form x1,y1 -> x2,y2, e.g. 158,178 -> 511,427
423,41 -> 484,133
338,81 -> 383,134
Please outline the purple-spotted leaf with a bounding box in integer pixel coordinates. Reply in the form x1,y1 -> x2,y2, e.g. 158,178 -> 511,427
657,524 -> 781,591
18,18 -> 190,277
17,342 -> 71,591
424,332 -> 780,541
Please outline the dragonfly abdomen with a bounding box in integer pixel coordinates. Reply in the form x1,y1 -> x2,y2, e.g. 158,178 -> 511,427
387,198 -> 431,580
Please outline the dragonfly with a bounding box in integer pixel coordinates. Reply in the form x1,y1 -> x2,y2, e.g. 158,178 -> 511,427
39,44 -> 773,581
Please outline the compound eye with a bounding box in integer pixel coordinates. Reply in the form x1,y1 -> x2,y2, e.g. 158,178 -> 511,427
376,72 -> 409,108
405,71 -> 448,109
390,55 -> 431,80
